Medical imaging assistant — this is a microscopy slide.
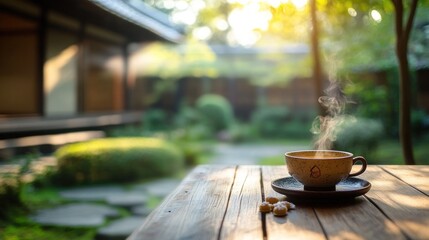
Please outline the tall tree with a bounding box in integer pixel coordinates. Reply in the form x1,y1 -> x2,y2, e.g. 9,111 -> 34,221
310,0 -> 324,116
391,0 -> 418,165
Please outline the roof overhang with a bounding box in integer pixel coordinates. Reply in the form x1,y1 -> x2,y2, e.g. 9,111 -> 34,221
89,0 -> 184,43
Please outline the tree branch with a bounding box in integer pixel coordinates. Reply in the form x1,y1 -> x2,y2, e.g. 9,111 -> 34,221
391,0 -> 403,43
404,0 -> 418,46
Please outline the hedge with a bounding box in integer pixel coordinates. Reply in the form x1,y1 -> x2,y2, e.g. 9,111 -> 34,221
55,137 -> 184,185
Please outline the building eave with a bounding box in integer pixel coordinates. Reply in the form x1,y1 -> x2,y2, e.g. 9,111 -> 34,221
89,0 -> 184,43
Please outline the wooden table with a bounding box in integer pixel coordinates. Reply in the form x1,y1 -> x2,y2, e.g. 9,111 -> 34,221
129,165 -> 429,240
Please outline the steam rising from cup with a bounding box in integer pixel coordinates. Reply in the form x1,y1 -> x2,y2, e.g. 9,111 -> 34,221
311,63 -> 354,151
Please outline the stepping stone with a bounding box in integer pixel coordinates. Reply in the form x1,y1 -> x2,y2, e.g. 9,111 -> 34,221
131,205 -> 152,216
60,186 -> 127,201
133,179 -> 181,198
107,192 -> 148,208
31,203 -> 119,227
96,217 -> 146,240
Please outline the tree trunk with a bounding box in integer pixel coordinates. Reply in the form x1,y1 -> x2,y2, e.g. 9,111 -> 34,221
397,45 -> 415,165
310,0 -> 324,116
392,0 -> 418,165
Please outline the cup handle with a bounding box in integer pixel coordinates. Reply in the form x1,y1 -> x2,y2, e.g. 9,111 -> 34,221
349,156 -> 367,177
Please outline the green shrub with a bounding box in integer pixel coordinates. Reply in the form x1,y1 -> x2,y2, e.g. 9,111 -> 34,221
0,178 -> 23,220
332,117 -> 383,158
55,138 -> 184,185
107,109 -> 169,137
412,109 -> 429,138
172,106 -> 212,141
251,107 -> 313,139
196,94 -> 234,132
141,108 -> 169,132
251,107 -> 290,138
107,124 -> 146,137
0,155 -> 35,220
173,142 -> 211,166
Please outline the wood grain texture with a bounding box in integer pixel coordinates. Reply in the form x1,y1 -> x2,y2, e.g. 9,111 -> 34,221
315,197 -> 406,240
262,166 -> 326,240
362,166 -> 429,240
128,165 -> 237,240
129,165 -> 429,240
219,166 -> 264,240
381,165 -> 429,196
313,165 -> 406,240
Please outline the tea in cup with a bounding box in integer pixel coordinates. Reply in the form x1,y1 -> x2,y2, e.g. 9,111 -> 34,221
285,150 -> 367,191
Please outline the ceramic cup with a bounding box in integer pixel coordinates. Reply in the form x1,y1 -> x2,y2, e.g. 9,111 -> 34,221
285,150 -> 367,191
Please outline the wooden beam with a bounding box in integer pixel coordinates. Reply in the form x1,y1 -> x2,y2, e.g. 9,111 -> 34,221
37,1 -> 47,116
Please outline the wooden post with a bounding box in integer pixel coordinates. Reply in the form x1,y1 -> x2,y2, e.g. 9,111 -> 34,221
77,20 -> 86,113
37,1 -> 47,116
122,42 -> 130,110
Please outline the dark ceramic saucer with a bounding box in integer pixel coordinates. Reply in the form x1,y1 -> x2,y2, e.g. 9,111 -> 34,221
271,177 -> 371,200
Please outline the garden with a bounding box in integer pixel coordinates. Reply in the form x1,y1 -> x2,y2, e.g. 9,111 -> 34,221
2,87 -> 429,239
1,0 -> 429,239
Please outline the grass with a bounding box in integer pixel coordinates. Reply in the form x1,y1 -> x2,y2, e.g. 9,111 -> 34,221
0,184 -> 96,240
1,225 -> 96,240
20,186 -> 65,210
258,138 -> 429,165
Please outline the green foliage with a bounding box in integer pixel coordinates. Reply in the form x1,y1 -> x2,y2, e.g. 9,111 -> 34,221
172,142 -> 212,166
107,110 -> 169,137
227,123 -> 257,143
196,94 -> 235,133
0,177 -> 25,221
0,154 -> 38,221
345,79 -> 389,118
172,106 -> 213,141
259,155 -> 284,166
251,107 -> 314,139
20,186 -> 64,210
345,68 -> 428,138
1,225 -> 96,240
345,75 -> 394,134
412,109 -> 429,138
141,109 -> 169,132
259,136 -> 429,165
106,124 -> 146,137
332,118 -> 383,158
251,106 -> 290,138
54,138 -> 184,185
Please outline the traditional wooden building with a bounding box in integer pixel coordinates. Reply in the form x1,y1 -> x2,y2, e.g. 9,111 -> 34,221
0,0 -> 183,140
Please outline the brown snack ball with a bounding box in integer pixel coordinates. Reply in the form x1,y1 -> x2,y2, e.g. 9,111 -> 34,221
273,205 -> 288,217
279,201 -> 296,210
259,201 -> 271,213
265,196 -> 279,204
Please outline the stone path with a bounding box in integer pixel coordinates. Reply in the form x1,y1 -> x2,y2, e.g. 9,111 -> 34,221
30,179 -> 182,240
30,203 -> 120,227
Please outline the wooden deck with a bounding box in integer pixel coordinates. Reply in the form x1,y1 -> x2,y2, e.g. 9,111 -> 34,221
0,112 -> 142,159
0,111 -> 142,138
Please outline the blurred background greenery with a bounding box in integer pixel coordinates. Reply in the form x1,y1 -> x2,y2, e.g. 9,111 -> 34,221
1,0 -> 429,239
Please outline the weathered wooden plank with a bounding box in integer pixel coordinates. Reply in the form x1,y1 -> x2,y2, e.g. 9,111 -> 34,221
314,166 -> 406,240
381,165 -> 429,196
128,165 -> 237,240
262,166 -> 326,240
219,166 -> 264,240
362,166 -> 429,239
